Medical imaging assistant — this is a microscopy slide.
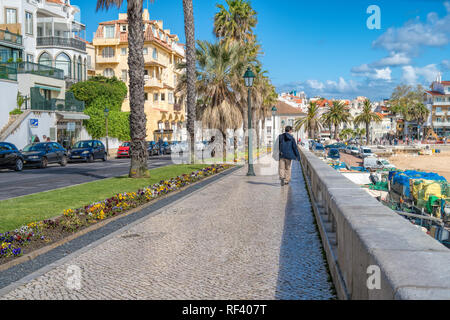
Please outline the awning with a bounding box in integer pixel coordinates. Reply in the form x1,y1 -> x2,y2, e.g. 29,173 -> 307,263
56,112 -> 90,120
35,85 -> 61,92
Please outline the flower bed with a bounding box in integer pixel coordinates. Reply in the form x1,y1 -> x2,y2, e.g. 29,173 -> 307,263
0,164 -> 232,265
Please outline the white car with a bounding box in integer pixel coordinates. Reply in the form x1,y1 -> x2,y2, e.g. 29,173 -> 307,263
359,147 -> 374,158
364,157 -> 396,170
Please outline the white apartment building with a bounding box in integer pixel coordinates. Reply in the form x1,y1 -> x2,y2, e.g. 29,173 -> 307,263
424,74 -> 450,138
0,0 -> 89,148
1,0 -> 88,82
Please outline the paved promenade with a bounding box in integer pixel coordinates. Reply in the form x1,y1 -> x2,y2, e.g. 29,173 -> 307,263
1,157 -> 335,300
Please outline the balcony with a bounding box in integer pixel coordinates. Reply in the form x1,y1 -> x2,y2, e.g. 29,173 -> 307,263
0,28 -> 23,47
96,55 -> 119,64
144,76 -> 164,88
4,62 -> 64,80
144,56 -> 168,68
37,36 -> 86,51
0,65 -> 17,81
30,88 -> 85,112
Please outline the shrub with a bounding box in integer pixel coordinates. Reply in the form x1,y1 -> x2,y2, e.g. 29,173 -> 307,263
9,108 -> 23,115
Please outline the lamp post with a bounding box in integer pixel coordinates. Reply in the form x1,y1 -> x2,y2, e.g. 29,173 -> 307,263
243,67 -> 255,176
271,106 -> 277,148
104,107 -> 109,157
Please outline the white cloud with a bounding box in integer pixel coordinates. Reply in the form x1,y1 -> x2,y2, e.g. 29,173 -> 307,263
401,64 -> 441,85
351,64 -> 392,81
278,77 -> 392,101
372,3 -> 450,55
373,52 -> 411,67
441,60 -> 450,70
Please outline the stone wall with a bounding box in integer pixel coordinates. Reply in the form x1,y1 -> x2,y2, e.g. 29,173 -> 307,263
298,147 -> 450,300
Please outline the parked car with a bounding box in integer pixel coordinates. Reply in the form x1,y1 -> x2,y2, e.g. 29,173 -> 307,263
161,141 -> 171,155
117,142 -> 131,158
359,147 -> 375,158
325,142 -> 346,150
69,140 -> 107,163
312,143 -> 326,157
0,142 -> 24,171
22,142 -> 68,168
348,146 -> 359,156
146,141 -> 158,156
327,148 -> 341,160
363,157 -> 396,170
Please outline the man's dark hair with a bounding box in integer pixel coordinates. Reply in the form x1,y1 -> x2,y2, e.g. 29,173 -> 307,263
285,126 -> 293,133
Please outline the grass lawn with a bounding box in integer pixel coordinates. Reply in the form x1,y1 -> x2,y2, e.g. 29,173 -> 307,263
0,164 -> 209,233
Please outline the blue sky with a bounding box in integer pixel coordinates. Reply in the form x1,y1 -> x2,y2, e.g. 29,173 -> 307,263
75,0 -> 450,100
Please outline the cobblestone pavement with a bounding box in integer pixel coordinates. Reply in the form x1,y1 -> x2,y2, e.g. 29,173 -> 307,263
1,157 -> 335,300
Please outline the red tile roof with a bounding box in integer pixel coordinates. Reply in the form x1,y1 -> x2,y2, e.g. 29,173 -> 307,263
426,90 -> 445,96
275,101 -> 306,116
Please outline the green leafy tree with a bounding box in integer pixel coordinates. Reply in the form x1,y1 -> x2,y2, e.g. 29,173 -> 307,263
354,99 -> 382,145
70,76 -> 130,142
294,102 -> 323,140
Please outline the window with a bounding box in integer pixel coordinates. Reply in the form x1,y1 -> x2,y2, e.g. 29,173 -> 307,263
143,47 -> 148,55
55,53 -> 71,77
26,54 -> 33,63
6,8 -> 17,24
38,52 -> 52,67
152,48 -> 158,60
102,47 -> 115,58
104,25 -> 115,38
103,68 -> 115,77
168,92 -> 174,104
144,69 -> 148,76
154,93 -> 158,101
121,25 -> 127,32
121,48 -> 127,55
121,70 -> 127,82
145,93 -> 148,101
25,12 -> 33,35
267,127 -> 272,134
161,93 -> 165,101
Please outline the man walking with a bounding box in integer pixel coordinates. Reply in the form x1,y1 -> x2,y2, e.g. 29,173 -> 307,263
276,126 -> 300,186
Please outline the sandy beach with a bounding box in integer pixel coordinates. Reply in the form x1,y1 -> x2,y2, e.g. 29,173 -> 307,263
388,151 -> 450,181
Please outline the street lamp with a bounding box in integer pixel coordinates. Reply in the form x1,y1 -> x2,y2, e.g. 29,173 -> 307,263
104,107 -> 109,157
243,67 -> 255,176
271,106 -> 277,148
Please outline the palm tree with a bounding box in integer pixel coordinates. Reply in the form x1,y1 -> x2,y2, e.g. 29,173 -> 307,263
354,99 -> 382,145
182,0 -> 196,163
321,101 -> 352,139
294,102 -> 322,140
96,0 -> 148,178
214,0 -> 259,157
195,41 -> 244,162
214,0 -> 257,45
339,128 -> 355,141
408,102 -> 430,141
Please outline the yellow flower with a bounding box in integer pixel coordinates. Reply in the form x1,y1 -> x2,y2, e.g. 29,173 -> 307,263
1,242 -> 8,249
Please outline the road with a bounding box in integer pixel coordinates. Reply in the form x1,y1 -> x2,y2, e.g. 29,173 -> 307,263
0,155 -> 173,201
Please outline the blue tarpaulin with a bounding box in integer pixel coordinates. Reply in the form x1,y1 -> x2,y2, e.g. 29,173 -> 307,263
389,170 -> 447,197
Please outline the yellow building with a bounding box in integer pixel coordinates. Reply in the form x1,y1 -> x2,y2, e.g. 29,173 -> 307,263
92,9 -> 186,142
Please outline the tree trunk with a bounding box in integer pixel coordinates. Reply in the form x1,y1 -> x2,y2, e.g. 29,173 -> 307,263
242,107 -> 248,156
366,122 -> 370,145
334,123 -> 339,140
254,116 -> 260,152
183,0 -> 196,164
222,130 -> 227,163
233,130 -> 238,163
128,0 -> 148,178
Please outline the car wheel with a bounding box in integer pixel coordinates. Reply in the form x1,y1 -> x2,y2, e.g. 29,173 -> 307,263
87,154 -> 94,163
14,158 -> 23,172
40,157 -> 48,169
102,153 -> 107,162
60,155 -> 68,167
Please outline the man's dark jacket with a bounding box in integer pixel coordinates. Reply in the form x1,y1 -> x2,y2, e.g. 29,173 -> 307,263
279,133 -> 300,161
